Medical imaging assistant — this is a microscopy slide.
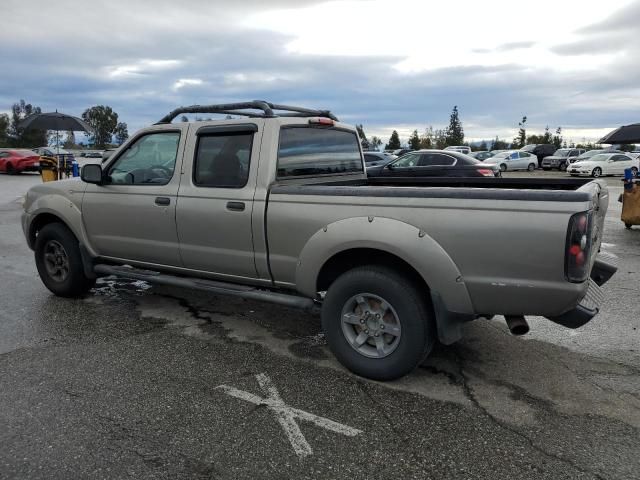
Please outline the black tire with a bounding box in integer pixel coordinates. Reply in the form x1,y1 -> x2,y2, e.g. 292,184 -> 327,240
500,164 -> 507,172
626,223 -> 633,230
35,223 -> 96,297
6,163 -> 17,175
527,163 -> 536,171
542,167 -> 550,171
592,167 -> 602,178
321,266 -> 435,381
559,162 -> 567,171
632,167 -> 638,176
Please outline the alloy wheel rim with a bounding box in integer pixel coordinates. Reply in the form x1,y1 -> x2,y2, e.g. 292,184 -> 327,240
340,293 -> 402,359
43,240 -> 69,282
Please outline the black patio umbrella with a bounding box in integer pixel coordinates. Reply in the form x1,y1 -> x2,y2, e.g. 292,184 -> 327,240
18,111 -> 93,154
598,123 -> 640,145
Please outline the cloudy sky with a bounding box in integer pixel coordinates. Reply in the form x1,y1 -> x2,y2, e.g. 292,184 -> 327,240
2,0 -> 639,145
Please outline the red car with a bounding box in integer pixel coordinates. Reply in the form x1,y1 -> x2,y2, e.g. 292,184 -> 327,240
0,149 -> 41,174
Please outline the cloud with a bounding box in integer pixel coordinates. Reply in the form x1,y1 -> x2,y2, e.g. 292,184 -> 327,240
108,59 -> 183,78
173,78 -> 204,90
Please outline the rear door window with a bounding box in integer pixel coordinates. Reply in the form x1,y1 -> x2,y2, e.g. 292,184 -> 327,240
193,132 -> 254,188
278,127 -> 363,178
419,153 -> 456,166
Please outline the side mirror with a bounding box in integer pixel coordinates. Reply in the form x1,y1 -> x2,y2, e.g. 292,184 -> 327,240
81,164 -> 103,184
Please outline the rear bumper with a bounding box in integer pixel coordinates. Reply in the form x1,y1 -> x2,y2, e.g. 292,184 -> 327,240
546,279 -> 604,328
545,255 -> 617,328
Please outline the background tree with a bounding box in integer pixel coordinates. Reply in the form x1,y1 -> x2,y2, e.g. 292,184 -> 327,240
408,129 -> 421,150
0,113 -> 9,147
82,105 -> 119,148
434,129 -> 448,149
542,125 -> 552,144
385,130 -> 401,150
514,116 -> 527,148
180,115 -> 189,122
445,106 -> 464,146
356,124 -> 370,149
370,136 -> 382,151
419,126 -> 434,149
552,127 -> 563,149
9,99 -> 47,147
114,122 -> 129,145
479,140 -> 488,151
492,136 -> 509,150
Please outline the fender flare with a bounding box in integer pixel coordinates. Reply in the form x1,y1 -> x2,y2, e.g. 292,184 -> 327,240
28,194 -> 96,257
295,216 -> 474,314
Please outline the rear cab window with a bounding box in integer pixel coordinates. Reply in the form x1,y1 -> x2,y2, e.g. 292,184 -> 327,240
277,126 -> 363,178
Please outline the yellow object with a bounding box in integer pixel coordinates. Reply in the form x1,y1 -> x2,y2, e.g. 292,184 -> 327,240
39,156 -> 58,183
621,185 -> 640,227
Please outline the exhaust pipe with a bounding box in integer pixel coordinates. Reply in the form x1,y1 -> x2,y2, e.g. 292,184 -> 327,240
505,315 -> 529,336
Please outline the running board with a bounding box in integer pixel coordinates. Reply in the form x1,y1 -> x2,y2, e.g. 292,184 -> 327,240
93,264 -> 317,311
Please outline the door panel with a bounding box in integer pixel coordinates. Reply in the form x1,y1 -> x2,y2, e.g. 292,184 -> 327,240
82,128 -> 187,265
176,122 -> 264,279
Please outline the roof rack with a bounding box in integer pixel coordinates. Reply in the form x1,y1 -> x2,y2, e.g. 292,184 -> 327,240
155,100 -> 339,124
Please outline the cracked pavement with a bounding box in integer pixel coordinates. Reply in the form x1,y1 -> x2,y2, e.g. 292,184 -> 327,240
1,173 -> 639,479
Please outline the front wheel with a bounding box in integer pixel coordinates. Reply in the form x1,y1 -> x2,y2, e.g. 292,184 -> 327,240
6,163 -> 17,175
321,266 -> 435,380
632,167 -> 638,176
500,164 -> 507,172
626,223 -> 633,230
527,163 -> 536,171
592,167 -> 602,178
35,223 -> 96,297
559,162 -> 567,171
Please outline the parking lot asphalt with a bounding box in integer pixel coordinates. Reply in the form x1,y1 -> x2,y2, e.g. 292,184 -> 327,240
1,172 -> 638,479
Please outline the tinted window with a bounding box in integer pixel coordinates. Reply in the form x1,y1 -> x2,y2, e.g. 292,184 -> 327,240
194,132 -> 253,188
277,127 -> 362,178
392,153 -> 420,167
613,155 -> 629,162
419,153 -> 455,166
364,154 -> 380,164
108,132 -> 180,185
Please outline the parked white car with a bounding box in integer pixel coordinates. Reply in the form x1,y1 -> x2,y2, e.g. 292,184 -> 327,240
568,153 -> 639,178
490,150 -> 538,172
444,146 -> 471,155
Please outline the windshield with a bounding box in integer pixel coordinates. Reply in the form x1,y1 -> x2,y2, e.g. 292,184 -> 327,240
520,145 -> 536,152
578,150 -> 602,158
554,149 -> 571,157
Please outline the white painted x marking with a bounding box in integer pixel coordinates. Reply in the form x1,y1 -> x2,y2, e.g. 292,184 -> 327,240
216,373 -> 362,458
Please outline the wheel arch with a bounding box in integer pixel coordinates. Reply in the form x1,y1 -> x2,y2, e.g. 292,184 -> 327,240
295,216 -> 474,315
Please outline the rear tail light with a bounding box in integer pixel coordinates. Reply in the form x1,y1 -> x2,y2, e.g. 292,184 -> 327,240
565,211 -> 592,282
477,169 -> 495,177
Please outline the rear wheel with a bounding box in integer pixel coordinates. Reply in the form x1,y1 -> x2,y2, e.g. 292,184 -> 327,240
6,163 -> 17,175
626,223 -> 633,230
592,167 -> 602,178
500,164 -> 507,172
321,266 -> 435,380
35,223 -> 96,297
632,167 -> 638,176
527,163 -> 536,171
